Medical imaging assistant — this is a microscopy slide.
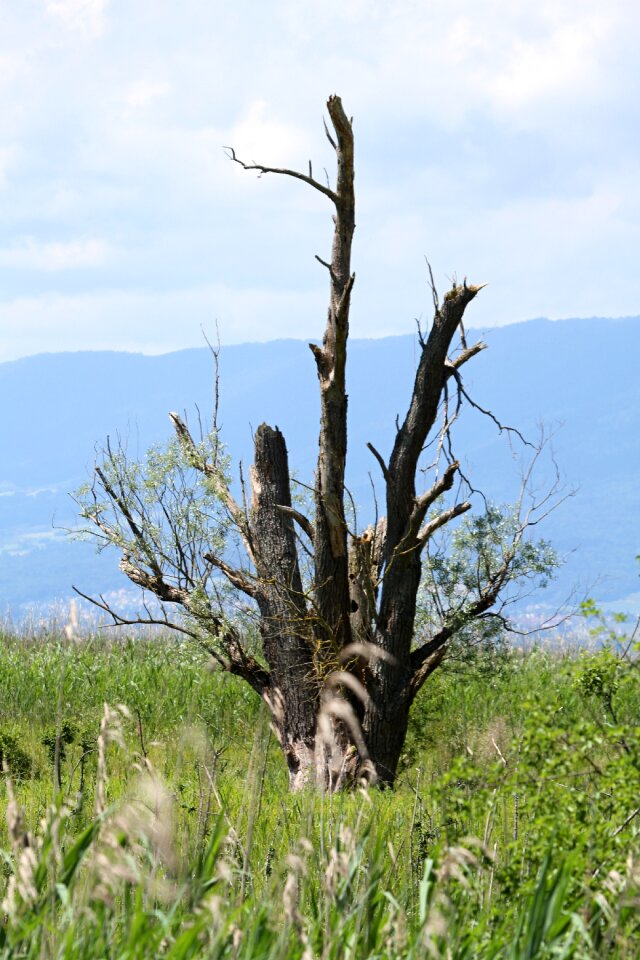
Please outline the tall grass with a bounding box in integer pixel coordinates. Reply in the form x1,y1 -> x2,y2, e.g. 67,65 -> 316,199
0,626 -> 639,957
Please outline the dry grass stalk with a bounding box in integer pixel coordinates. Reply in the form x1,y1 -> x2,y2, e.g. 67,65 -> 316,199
2,768 -> 71,918
420,841 -> 489,957
2,772 -> 37,916
282,840 -> 312,956
90,766 -> 178,906
324,825 -> 355,897
94,703 -> 129,818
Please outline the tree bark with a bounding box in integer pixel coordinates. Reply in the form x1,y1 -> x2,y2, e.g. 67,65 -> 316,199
309,95 -> 355,659
362,285 -> 483,783
249,424 -> 319,789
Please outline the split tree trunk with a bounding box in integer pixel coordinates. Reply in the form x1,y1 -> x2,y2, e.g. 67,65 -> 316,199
89,95 -> 492,792
240,97 -> 483,790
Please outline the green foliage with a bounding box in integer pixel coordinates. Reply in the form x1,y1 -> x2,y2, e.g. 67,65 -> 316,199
427,504 -> 559,600
41,722 -> 76,766
417,504 -> 560,662
73,430 -> 237,651
0,626 -> 639,956
76,431 -> 232,561
0,732 -> 34,781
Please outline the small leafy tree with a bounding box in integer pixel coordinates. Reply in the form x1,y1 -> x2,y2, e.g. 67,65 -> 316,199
75,95 -> 558,791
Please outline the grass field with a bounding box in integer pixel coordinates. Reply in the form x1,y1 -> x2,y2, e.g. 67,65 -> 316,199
0,621 -> 639,957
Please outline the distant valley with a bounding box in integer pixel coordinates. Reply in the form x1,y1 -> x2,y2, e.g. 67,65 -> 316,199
1,316 -> 638,620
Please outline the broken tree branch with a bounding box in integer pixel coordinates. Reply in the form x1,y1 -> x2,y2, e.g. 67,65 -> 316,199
202,552 -> 261,598
417,500 -> 472,547
366,442 -> 390,483
275,504 -> 315,543
225,146 -> 338,204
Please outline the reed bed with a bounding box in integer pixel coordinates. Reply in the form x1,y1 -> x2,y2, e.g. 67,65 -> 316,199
0,625 -> 639,957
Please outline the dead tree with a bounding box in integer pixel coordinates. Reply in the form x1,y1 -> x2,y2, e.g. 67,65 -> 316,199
75,95 -> 558,790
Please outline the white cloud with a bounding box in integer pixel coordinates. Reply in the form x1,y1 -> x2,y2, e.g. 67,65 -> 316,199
0,283 -> 327,362
271,0 -> 623,129
0,0 -> 639,361
0,145 -> 17,188
0,51 -> 28,89
124,80 -> 170,112
43,0 -> 109,40
225,100 -> 314,170
481,15 -> 612,117
0,238 -> 110,271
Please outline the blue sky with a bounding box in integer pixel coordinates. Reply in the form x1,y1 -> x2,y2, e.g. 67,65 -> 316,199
0,0 -> 638,362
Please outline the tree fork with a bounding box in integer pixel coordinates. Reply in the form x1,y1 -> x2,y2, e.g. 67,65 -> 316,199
76,94 -> 560,794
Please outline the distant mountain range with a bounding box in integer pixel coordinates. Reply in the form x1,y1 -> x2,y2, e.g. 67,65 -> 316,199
1,316 -> 638,620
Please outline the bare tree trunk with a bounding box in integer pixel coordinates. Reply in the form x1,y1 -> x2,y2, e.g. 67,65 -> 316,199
243,275 -> 485,788
241,97 -> 360,790
249,424 -> 319,790
309,96 -> 355,658
364,289 -> 481,783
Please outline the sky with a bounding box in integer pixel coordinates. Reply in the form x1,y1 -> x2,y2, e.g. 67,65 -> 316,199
0,0 -> 639,362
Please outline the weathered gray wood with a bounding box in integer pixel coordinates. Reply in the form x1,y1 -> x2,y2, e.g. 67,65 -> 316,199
249,423 -> 319,789
362,283 -> 484,784
309,95 -> 355,659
